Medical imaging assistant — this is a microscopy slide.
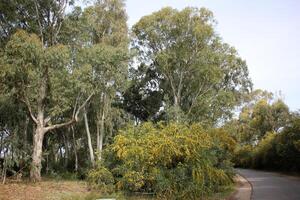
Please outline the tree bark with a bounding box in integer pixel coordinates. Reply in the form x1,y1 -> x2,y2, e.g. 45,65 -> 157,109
96,120 -> 100,155
97,93 -> 107,161
23,116 -> 29,145
63,133 -> 69,167
98,109 -> 105,160
30,126 -> 45,182
71,126 -> 78,172
27,93 -> 94,181
83,108 -> 95,166
0,132 -> 3,157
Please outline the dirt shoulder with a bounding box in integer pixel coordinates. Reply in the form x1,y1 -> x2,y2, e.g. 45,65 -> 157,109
0,179 -> 92,200
227,174 -> 252,200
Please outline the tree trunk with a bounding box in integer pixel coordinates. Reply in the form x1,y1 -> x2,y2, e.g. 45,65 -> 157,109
23,116 -> 29,145
83,108 -> 95,166
96,120 -> 100,154
97,93 -> 107,161
0,133 -> 3,158
30,126 -> 45,182
174,95 -> 179,108
1,149 -> 7,184
63,133 -> 69,167
71,126 -> 78,172
98,110 -> 105,160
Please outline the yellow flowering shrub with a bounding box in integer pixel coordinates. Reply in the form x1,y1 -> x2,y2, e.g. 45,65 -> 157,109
89,122 -> 235,199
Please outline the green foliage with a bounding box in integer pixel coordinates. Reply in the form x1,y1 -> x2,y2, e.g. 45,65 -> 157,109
231,90 -> 290,144
89,122 -> 235,199
233,112 -> 300,171
120,64 -> 164,121
0,30 -> 77,118
233,145 -> 253,168
132,7 -> 252,124
88,166 -> 115,193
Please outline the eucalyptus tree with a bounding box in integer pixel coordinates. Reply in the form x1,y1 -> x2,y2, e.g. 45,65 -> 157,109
226,90 -> 291,144
0,0 -> 97,181
80,0 -> 130,161
0,30 -> 93,181
132,7 -> 252,124
59,0 -> 130,163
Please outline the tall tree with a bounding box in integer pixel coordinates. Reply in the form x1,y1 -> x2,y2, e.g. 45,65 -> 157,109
233,90 -> 290,144
0,30 -> 93,181
2,0 -> 101,181
82,0 -> 129,160
60,0 -> 130,162
132,7 -> 252,124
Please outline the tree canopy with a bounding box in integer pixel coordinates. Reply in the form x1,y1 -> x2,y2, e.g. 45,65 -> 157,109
131,7 -> 252,124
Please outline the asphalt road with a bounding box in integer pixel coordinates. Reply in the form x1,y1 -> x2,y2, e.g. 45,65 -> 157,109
237,168 -> 300,200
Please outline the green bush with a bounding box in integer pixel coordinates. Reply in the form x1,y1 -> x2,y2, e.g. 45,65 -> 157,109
87,166 -> 115,193
233,114 -> 300,172
233,145 -> 253,168
89,122 -> 235,199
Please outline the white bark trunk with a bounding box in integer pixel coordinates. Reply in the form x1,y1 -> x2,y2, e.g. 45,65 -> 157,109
98,110 -> 105,160
30,126 -> 45,181
71,126 -> 78,172
83,108 -> 95,166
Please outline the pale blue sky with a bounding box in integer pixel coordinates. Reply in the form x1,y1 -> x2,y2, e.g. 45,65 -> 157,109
126,0 -> 300,110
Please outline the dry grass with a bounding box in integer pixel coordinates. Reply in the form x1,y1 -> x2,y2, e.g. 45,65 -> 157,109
0,179 -> 93,200
0,179 -> 234,200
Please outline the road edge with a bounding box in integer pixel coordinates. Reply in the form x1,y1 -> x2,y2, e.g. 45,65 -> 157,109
228,173 -> 253,200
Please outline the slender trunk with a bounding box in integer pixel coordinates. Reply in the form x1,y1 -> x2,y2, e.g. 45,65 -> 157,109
97,93 -> 107,161
174,95 -> 180,122
54,144 -> 58,163
30,126 -> 45,182
71,126 -> 78,172
83,108 -> 95,166
46,154 -> 49,174
1,149 -> 7,184
96,121 -> 100,153
59,145 -> 63,161
63,133 -> 69,167
23,116 -> 29,145
174,95 -> 179,108
99,109 -> 105,160
0,133 -> 3,156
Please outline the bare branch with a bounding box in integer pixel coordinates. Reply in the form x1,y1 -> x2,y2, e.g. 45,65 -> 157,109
21,98 -> 38,124
44,116 -> 51,125
34,0 -> 44,44
45,93 -> 94,132
74,93 -> 94,122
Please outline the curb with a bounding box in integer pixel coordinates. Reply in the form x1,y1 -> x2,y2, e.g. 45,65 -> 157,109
229,173 -> 252,200
237,173 -> 253,200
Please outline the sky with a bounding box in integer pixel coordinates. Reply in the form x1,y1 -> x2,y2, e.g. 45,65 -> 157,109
125,0 -> 300,111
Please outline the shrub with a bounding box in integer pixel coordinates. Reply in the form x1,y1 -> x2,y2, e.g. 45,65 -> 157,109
233,145 -> 253,168
233,114 -> 300,172
89,122 -> 235,199
87,166 -> 115,193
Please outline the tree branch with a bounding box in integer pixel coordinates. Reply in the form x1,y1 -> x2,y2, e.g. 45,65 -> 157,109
34,0 -> 44,45
21,98 -> 38,124
44,93 -> 94,132
74,93 -> 94,122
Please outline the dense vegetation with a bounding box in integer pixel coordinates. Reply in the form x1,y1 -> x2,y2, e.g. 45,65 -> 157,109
231,91 -> 300,171
88,123 -> 236,198
0,0 -> 299,199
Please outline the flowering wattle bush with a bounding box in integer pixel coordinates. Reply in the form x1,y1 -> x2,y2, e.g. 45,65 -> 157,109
88,122 -> 236,199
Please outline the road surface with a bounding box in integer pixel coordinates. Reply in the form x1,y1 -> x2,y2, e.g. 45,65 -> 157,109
237,168 -> 300,200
